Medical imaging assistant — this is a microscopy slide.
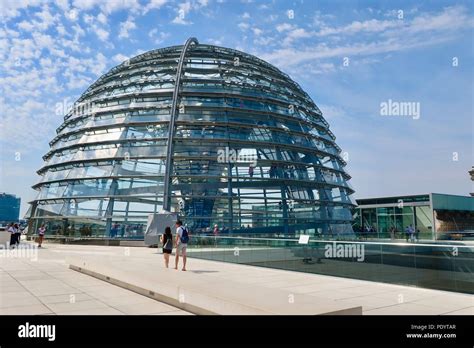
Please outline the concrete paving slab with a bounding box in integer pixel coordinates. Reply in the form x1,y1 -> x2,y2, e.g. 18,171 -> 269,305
364,303 -> 444,315
113,301 -> 182,315
2,242 -> 471,315
0,304 -> 52,315
47,299 -> 111,313
443,307 -> 474,315
99,294 -> 166,307
55,307 -> 124,315
38,293 -> 95,305
68,256 -> 362,315
0,293 -> 43,309
0,245 -> 190,316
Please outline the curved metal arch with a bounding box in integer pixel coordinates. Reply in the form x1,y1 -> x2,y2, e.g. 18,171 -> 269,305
163,37 -> 199,211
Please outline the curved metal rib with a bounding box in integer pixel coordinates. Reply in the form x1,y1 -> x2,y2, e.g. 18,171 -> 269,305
162,37 -> 199,211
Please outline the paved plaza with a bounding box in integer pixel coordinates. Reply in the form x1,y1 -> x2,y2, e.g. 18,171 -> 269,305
0,242 -> 472,315
0,243 -> 189,315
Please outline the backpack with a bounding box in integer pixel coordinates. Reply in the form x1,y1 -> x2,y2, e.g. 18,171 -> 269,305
180,226 -> 189,244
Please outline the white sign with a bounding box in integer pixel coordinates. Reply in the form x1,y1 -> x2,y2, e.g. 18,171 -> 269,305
298,235 -> 310,244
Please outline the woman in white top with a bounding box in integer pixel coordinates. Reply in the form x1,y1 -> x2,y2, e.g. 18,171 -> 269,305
7,223 -> 16,248
38,224 -> 46,248
14,223 -> 21,246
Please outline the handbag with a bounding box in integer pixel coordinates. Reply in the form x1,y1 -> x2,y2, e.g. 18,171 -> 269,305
163,235 -> 173,250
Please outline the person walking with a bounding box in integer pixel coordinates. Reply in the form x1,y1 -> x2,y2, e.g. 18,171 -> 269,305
389,226 -> 395,240
405,226 -> 410,242
174,220 -> 189,271
38,224 -> 46,248
110,223 -> 119,238
160,226 -> 173,268
7,223 -> 16,248
213,224 -> 219,247
409,224 -> 415,242
14,223 -> 21,246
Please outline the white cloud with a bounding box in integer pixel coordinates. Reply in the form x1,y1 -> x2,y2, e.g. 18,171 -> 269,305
82,13 -> 110,42
172,0 -> 209,25
72,23 -> 85,38
72,0 -> 98,11
143,0 -> 168,14
14,4 -> 58,33
238,22 -> 249,30
66,75 -> 90,89
315,5 -> 472,38
95,27 -> 109,41
207,37 -> 223,45
71,0 -> 140,14
32,32 -> 55,49
0,0 -> 43,20
252,27 -> 263,36
253,35 -> 273,46
172,1 -> 192,25
83,13 -> 94,24
316,19 -> 399,36
118,17 -> 136,39
55,0 -> 70,12
282,27 -> 312,45
395,5 -> 474,35
262,35 -> 454,69
113,53 -> 130,64
101,0 -> 140,14
0,26 -> 20,39
18,20 -> 35,31
56,24 -> 67,36
262,5 -> 474,67
97,12 -> 107,24
148,29 -> 170,44
66,8 -> 79,21
35,4 -> 57,30
276,23 -> 294,32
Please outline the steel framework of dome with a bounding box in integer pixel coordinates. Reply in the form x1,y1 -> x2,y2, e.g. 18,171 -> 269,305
28,38 -> 355,237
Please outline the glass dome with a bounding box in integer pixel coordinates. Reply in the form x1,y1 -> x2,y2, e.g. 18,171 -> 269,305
28,38 -> 355,238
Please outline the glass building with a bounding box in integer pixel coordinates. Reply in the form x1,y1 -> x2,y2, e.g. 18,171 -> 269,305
0,193 -> 21,225
353,193 -> 474,240
28,38 -> 355,238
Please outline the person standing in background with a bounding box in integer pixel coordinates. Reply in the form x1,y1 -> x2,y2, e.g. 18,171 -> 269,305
38,224 -> 46,248
7,223 -> 16,248
175,220 -> 189,271
408,224 -> 415,242
160,226 -> 173,268
14,223 -> 21,246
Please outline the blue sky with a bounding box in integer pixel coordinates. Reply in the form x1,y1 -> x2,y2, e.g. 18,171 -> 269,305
0,0 -> 473,216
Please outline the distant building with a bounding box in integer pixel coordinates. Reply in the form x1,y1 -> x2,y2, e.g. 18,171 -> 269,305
470,167 -> 474,196
354,193 -> 474,240
0,193 -> 21,225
